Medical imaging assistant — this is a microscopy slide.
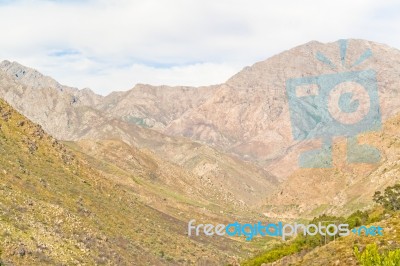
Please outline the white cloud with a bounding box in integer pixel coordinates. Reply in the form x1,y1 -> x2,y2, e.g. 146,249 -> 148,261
0,0 -> 399,95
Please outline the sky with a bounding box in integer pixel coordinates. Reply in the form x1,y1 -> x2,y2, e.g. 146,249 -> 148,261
0,0 -> 399,95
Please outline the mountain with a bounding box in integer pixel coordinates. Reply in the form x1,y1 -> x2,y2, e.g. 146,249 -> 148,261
1,39 -> 400,215
0,60 -> 102,106
97,84 -> 216,130
0,60 -> 278,209
0,63 -> 106,140
95,39 -> 400,179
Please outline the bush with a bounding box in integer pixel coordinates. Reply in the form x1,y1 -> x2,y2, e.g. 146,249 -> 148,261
241,243 -> 301,266
346,210 -> 369,227
354,243 -> 400,266
373,184 -> 400,211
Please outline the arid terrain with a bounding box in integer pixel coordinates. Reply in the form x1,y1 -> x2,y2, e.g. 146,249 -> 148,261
0,39 -> 399,265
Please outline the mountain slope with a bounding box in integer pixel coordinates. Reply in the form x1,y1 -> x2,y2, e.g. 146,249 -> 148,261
263,212 -> 400,266
66,137 -> 278,209
97,84 -> 216,130
265,112 -> 400,219
0,98 -> 244,265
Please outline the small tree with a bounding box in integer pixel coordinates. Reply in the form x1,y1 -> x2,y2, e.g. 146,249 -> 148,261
373,184 -> 400,211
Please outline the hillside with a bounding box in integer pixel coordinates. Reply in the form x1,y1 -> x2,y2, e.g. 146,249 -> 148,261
241,209 -> 400,266
0,98 -> 247,265
288,213 -> 400,266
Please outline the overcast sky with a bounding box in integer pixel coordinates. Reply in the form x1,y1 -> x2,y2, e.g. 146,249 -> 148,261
0,0 -> 399,95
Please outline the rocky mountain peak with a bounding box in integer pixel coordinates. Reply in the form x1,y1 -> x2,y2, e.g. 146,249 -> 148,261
0,60 -> 103,106
0,60 -> 62,90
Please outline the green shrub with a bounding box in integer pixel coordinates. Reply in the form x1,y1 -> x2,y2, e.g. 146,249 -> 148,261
346,210 -> 369,227
241,243 -> 301,266
354,243 -> 400,266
